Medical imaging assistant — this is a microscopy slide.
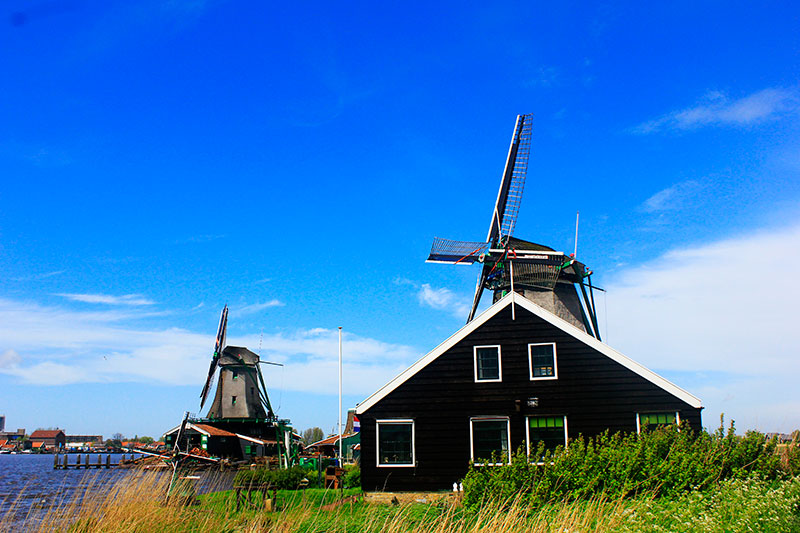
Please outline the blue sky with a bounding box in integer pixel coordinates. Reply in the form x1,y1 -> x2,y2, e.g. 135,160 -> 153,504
1,1 -> 799,438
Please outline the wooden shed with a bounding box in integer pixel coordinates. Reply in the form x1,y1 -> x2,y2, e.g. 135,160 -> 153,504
356,292 -> 702,491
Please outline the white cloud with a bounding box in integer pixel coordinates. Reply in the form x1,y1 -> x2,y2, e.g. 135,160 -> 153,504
633,88 -> 797,133
230,300 -> 285,316
0,298 -> 419,397
56,293 -> 155,305
418,283 -> 471,319
604,220 -> 800,431
640,180 -> 703,213
11,270 -> 66,282
396,277 -> 471,319
0,349 -> 21,368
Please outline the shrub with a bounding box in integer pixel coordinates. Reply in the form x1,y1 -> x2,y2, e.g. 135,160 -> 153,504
342,465 -> 360,489
462,419 -> 799,508
234,465 -> 309,490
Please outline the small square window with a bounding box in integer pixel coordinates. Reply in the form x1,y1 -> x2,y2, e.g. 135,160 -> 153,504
470,417 -> 510,465
233,371 -> 238,380
529,343 -> 557,380
637,412 -> 679,433
377,420 -> 415,467
474,345 -> 502,382
232,396 -> 237,405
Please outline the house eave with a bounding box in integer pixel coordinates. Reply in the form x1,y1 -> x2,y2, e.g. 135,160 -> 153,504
356,292 -> 702,414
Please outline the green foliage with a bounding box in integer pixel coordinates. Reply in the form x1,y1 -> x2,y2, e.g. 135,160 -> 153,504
462,420 -> 800,508
618,476 -> 800,532
234,466 -> 310,490
342,464 -> 360,489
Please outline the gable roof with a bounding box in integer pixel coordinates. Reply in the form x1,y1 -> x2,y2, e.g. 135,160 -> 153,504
356,292 -> 702,414
163,422 -> 237,438
307,432 -> 359,448
30,430 -> 64,439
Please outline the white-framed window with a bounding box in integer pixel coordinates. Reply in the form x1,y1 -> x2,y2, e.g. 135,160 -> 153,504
529,343 -> 558,380
470,417 -> 511,466
636,412 -> 680,433
526,415 -> 568,460
473,345 -> 502,382
376,419 -> 415,467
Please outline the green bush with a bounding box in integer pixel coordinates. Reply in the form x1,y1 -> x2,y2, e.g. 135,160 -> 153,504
234,465 -> 310,489
462,419 -> 799,508
342,465 -> 360,489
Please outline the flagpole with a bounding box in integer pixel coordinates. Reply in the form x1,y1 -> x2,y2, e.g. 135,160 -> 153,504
338,326 -> 343,466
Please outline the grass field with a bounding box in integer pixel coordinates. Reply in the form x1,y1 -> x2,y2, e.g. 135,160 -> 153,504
2,470 -> 799,532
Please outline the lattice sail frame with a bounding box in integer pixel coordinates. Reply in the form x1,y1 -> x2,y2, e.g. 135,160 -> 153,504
498,116 -> 532,240
427,238 -> 489,264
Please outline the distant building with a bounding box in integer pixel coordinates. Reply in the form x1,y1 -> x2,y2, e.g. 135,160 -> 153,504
0,415 -> 5,433
29,429 -> 66,450
66,435 -> 103,445
0,429 -> 25,441
306,432 -> 360,462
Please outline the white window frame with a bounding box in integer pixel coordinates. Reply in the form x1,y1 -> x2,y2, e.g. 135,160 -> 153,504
525,415 -> 568,461
528,342 -> 558,381
469,416 -> 511,466
473,345 -> 502,383
635,411 -> 680,434
376,419 -> 415,468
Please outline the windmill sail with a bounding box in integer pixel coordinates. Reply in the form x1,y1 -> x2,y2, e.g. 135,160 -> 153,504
467,114 -> 534,320
487,114 -> 533,246
199,305 -> 228,409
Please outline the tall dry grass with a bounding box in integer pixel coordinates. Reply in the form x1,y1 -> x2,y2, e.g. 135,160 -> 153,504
0,467 -> 641,532
3,467 -> 796,532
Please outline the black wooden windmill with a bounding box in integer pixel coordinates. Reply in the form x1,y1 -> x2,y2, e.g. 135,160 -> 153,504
426,113 -> 603,339
199,305 -> 281,421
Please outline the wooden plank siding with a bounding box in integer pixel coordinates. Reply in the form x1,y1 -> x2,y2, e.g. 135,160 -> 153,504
359,304 -> 702,491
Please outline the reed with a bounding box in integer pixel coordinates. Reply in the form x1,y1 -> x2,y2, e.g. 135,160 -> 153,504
1,468 -> 798,532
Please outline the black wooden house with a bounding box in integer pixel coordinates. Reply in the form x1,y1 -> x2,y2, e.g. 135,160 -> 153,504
355,292 -> 702,491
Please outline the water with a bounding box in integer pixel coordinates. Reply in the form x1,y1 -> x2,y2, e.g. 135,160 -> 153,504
0,453 -> 235,527
0,453 -> 142,525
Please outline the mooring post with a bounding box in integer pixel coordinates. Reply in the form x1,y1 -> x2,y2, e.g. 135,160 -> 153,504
97,454 -> 102,468
106,454 -> 110,468
54,453 -> 59,469
63,454 -> 69,469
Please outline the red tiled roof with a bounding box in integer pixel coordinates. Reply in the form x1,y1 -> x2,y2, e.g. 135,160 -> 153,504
30,430 -> 63,439
0,440 -> 7,447
31,441 -> 46,447
193,424 -> 236,437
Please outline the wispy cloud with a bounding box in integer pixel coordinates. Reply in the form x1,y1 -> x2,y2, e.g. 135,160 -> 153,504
56,293 -> 155,306
0,297 -> 418,395
395,277 -> 471,319
10,270 -> 66,282
230,300 -> 285,316
605,218 -> 800,431
640,180 -> 704,213
632,88 -> 798,134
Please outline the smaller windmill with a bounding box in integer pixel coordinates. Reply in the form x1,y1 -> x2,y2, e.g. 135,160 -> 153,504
427,114 -> 603,339
199,305 -> 280,420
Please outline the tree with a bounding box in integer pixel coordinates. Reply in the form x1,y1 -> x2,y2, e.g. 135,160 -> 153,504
302,427 -> 324,445
137,436 -> 155,444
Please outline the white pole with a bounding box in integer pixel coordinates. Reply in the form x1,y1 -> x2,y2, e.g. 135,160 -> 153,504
574,211 -> 580,257
338,326 -> 343,466
510,261 -> 515,320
